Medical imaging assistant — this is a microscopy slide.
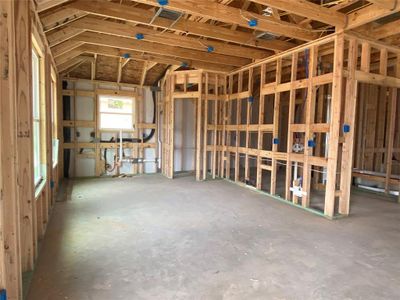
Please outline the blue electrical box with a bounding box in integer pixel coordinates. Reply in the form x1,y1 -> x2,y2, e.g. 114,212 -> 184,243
273,138 -> 279,145
207,46 -> 214,53
135,33 -> 144,40
343,124 -> 350,133
158,0 -> 168,5
248,19 -> 257,27
0,289 -> 7,300
308,139 -> 315,148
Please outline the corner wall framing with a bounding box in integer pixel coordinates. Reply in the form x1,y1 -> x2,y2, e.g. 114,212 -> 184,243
162,32 -> 400,218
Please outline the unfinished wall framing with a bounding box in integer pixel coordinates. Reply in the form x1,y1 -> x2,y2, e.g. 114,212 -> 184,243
1,1 -> 60,298
162,32 -> 400,218
60,81 -> 159,178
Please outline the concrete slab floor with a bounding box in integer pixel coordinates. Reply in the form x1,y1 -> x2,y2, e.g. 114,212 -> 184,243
27,175 -> 400,300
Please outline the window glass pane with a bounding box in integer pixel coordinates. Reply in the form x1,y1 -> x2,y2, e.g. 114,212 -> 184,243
100,113 -> 133,130
32,47 -> 42,185
33,121 -> 41,185
32,50 -> 40,120
99,95 -> 133,114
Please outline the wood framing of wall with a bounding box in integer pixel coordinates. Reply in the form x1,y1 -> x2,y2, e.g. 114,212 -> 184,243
0,1 -> 59,298
60,81 -> 158,178
162,32 -> 400,219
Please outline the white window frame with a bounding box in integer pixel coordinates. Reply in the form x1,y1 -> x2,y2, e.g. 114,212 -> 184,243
98,95 -> 136,131
32,47 -> 42,186
50,68 -> 58,168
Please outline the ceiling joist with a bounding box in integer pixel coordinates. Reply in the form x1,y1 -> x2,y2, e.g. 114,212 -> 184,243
67,0 -> 295,52
249,0 -> 347,27
132,0 -> 318,41
67,16 -> 272,60
71,31 -> 251,67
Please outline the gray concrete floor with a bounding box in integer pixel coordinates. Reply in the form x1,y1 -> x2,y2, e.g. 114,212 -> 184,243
27,175 -> 400,300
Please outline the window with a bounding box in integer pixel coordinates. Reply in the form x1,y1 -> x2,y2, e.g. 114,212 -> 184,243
32,48 -> 42,185
99,95 -> 135,130
50,69 -> 58,167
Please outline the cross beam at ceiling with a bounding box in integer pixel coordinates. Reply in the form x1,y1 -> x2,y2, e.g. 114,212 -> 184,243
71,31 -> 251,67
55,44 -> 236,73
131,0 -> 318,41
66,16 -> 272,60
67,0 -> 295,52
249,0 -> 347,27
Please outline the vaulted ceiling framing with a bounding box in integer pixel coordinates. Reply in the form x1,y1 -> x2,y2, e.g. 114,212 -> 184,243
36,0 -> 400,86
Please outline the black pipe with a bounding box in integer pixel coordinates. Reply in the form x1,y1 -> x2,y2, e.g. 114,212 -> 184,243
62,81 -> 71,178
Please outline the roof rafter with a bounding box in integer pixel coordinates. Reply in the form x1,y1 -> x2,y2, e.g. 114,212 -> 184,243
36,0 -> 70,13
368,0 -> 398,10
347,4 -> 400,30
71,31 -> 251,67
60,44 -> 235,72
132,0 -> 318,41
66,16 -> 271,59
67,0 -> 295,51
249,0 -> 347,27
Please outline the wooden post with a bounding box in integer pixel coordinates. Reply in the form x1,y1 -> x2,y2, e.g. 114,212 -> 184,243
203,73 -> 208,180
285,53 -> 298,200
256,64 -> 266,190
196,72 -> 202,180
235,72 -> 242,182
212,74 -> 218,179
325,33 -> 345,218
302,45 -> 318,207
14,0 -> 36,272
271,58 -> 282,195
170,75 -> 175,178
339,38 -> 358,215
0,0 -> 23,298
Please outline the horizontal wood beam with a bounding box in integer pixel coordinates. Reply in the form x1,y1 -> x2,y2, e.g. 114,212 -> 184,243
347,4 -> 400,29
67,0 -> 295,51
47,26 -> 84,47
132,0 -> 318,41
368,0 -> 398,10
58,56 -> 91,73
56,44 -> 235,73
55,47 -> 84,65
52,39 -> 83,57
40,7 -> 85,31
367,19 -> 400,40
72,31 -> 250,67
68,16 -> 271,59
36,0 -> 70,12
249,0 -> 347,27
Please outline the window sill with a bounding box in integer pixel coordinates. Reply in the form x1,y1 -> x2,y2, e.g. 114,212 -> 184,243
34,178 -> 47,199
